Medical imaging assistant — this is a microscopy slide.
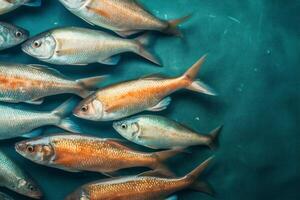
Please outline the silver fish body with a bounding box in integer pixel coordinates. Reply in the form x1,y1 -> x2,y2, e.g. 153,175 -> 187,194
58,0 -> 190,37
0,150 -> 42,199
113,115 -> 222,149
0,99 -> 82,140
0,22 -> 29,50
22,27 -> 160,66
0,0 -> 40,15
0,63 -> 106,104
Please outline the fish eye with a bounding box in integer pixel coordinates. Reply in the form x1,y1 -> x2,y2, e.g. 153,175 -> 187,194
121,123 -> 127,129
33,41 -> 41,48
28,184 -> 36,191
81,105 -> 89,112
15,31 -> 23,37
26,145 -> 35,153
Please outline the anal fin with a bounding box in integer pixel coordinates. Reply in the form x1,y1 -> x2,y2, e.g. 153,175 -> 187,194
147,97 -> 172,112
99,55 -> 121,65
115,30 -> 142,37
25,98 -> 44,105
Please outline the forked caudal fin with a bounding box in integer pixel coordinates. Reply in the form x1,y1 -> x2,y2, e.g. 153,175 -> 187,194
76,75 -> 108,98
133,33 -> 162,66
183,55 -> 217,96
164,15 -> 192,37
150,149 -> 184,177
51,98 -> 83,133
184,157 -> 215,195
25,0 -> 42,7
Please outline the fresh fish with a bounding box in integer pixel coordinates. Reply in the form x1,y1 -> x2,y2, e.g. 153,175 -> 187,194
58,0 -> 190,37
0,63 -> 107,104
113,115 -> 223,149
0,99 -> 82,140
22,27 -> 160,66
0,0 -> 41,15
73,55 -> 216,121
0,22 -> 29,51
15,134 -> 182,177
0,192 -> 14,200
65,157 -> 214,200
0,150 -> 42,199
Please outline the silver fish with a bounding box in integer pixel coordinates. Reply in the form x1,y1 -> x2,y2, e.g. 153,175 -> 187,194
65,157 -> 214,200
0,99 -> 82,140
58,0 -> 190,37
0,0 -> 41,15
22,27 -> 160,66
0,150 -> 42,199
0,63 -> 107,104
0,22 -> 29,51
113,115 -> 223,149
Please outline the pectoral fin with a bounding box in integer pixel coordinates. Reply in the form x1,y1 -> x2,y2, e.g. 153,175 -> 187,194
21,129 -> 43,138
147,97 -> 172,111
165,195 -> 178,200
25,98 -> 44,105
99,55 -> 121,65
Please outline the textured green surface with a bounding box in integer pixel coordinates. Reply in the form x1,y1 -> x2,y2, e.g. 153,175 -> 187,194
0,0 -> 299,199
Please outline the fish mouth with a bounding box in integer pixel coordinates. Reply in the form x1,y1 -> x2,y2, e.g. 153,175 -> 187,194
21,42 -> 30,55
28,192 -> 43,199
15,142 -> 27,156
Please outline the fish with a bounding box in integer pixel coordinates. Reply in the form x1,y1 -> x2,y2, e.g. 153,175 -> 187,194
113,115 -> 223,150
22,27 -> 161,66
0,63 -> 107,104
0,192 -> 14,200
0,0 -> 41,15
0,22 -> 29,51
58,0 -> 191,37
15,134 -> 182,177
65,157 -> 214,200
0,99 -> 82,140
73,55 -> 216,121
0,150 -> 42,199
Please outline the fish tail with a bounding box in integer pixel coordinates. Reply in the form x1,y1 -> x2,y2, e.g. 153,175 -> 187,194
76,75 -> 108,98
51,98 -> 83,133
207,125 -> 223,149
150,149 -> 183,176
133,33 -> 162,66
164,14 -> 192,37
183,157 -> 214,195
25,0 -> 42,7
182,55 -> 217,96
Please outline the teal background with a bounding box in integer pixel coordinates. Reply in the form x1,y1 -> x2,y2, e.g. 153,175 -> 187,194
0,0 -> 299,199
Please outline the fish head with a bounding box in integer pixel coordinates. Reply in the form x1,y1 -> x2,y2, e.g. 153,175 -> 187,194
14,178 -> 43,199
65,188 -> 90,200
22,32 -> 56,61
0,22 -> 29,48
113,117 -> 141,140
59,0 -> 87,10
73,95 -> 104,121
15,137 -> 55,165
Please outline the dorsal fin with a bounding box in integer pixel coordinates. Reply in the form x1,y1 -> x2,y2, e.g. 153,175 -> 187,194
27,64 -> 66,78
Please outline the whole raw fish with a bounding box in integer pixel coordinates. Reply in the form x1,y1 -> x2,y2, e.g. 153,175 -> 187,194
0,99 -> 82,140
0,63 -> 106,104
0,22 -> 29,51
0,0 -> 41,15
58,0 -> 190,37
113,115 -> 223,149
73,55 -> 216,121
0,192 -> 14,200
15,134 -> 181,177
22,27 -> 160,66
65,157 -> 214,200
0,150 -> 42,199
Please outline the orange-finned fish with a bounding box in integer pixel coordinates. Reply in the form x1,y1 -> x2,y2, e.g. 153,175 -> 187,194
15,134 -> 181,177
65,157 -> 214,200
73,55 -> 216,121
58,0 -> 191,37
